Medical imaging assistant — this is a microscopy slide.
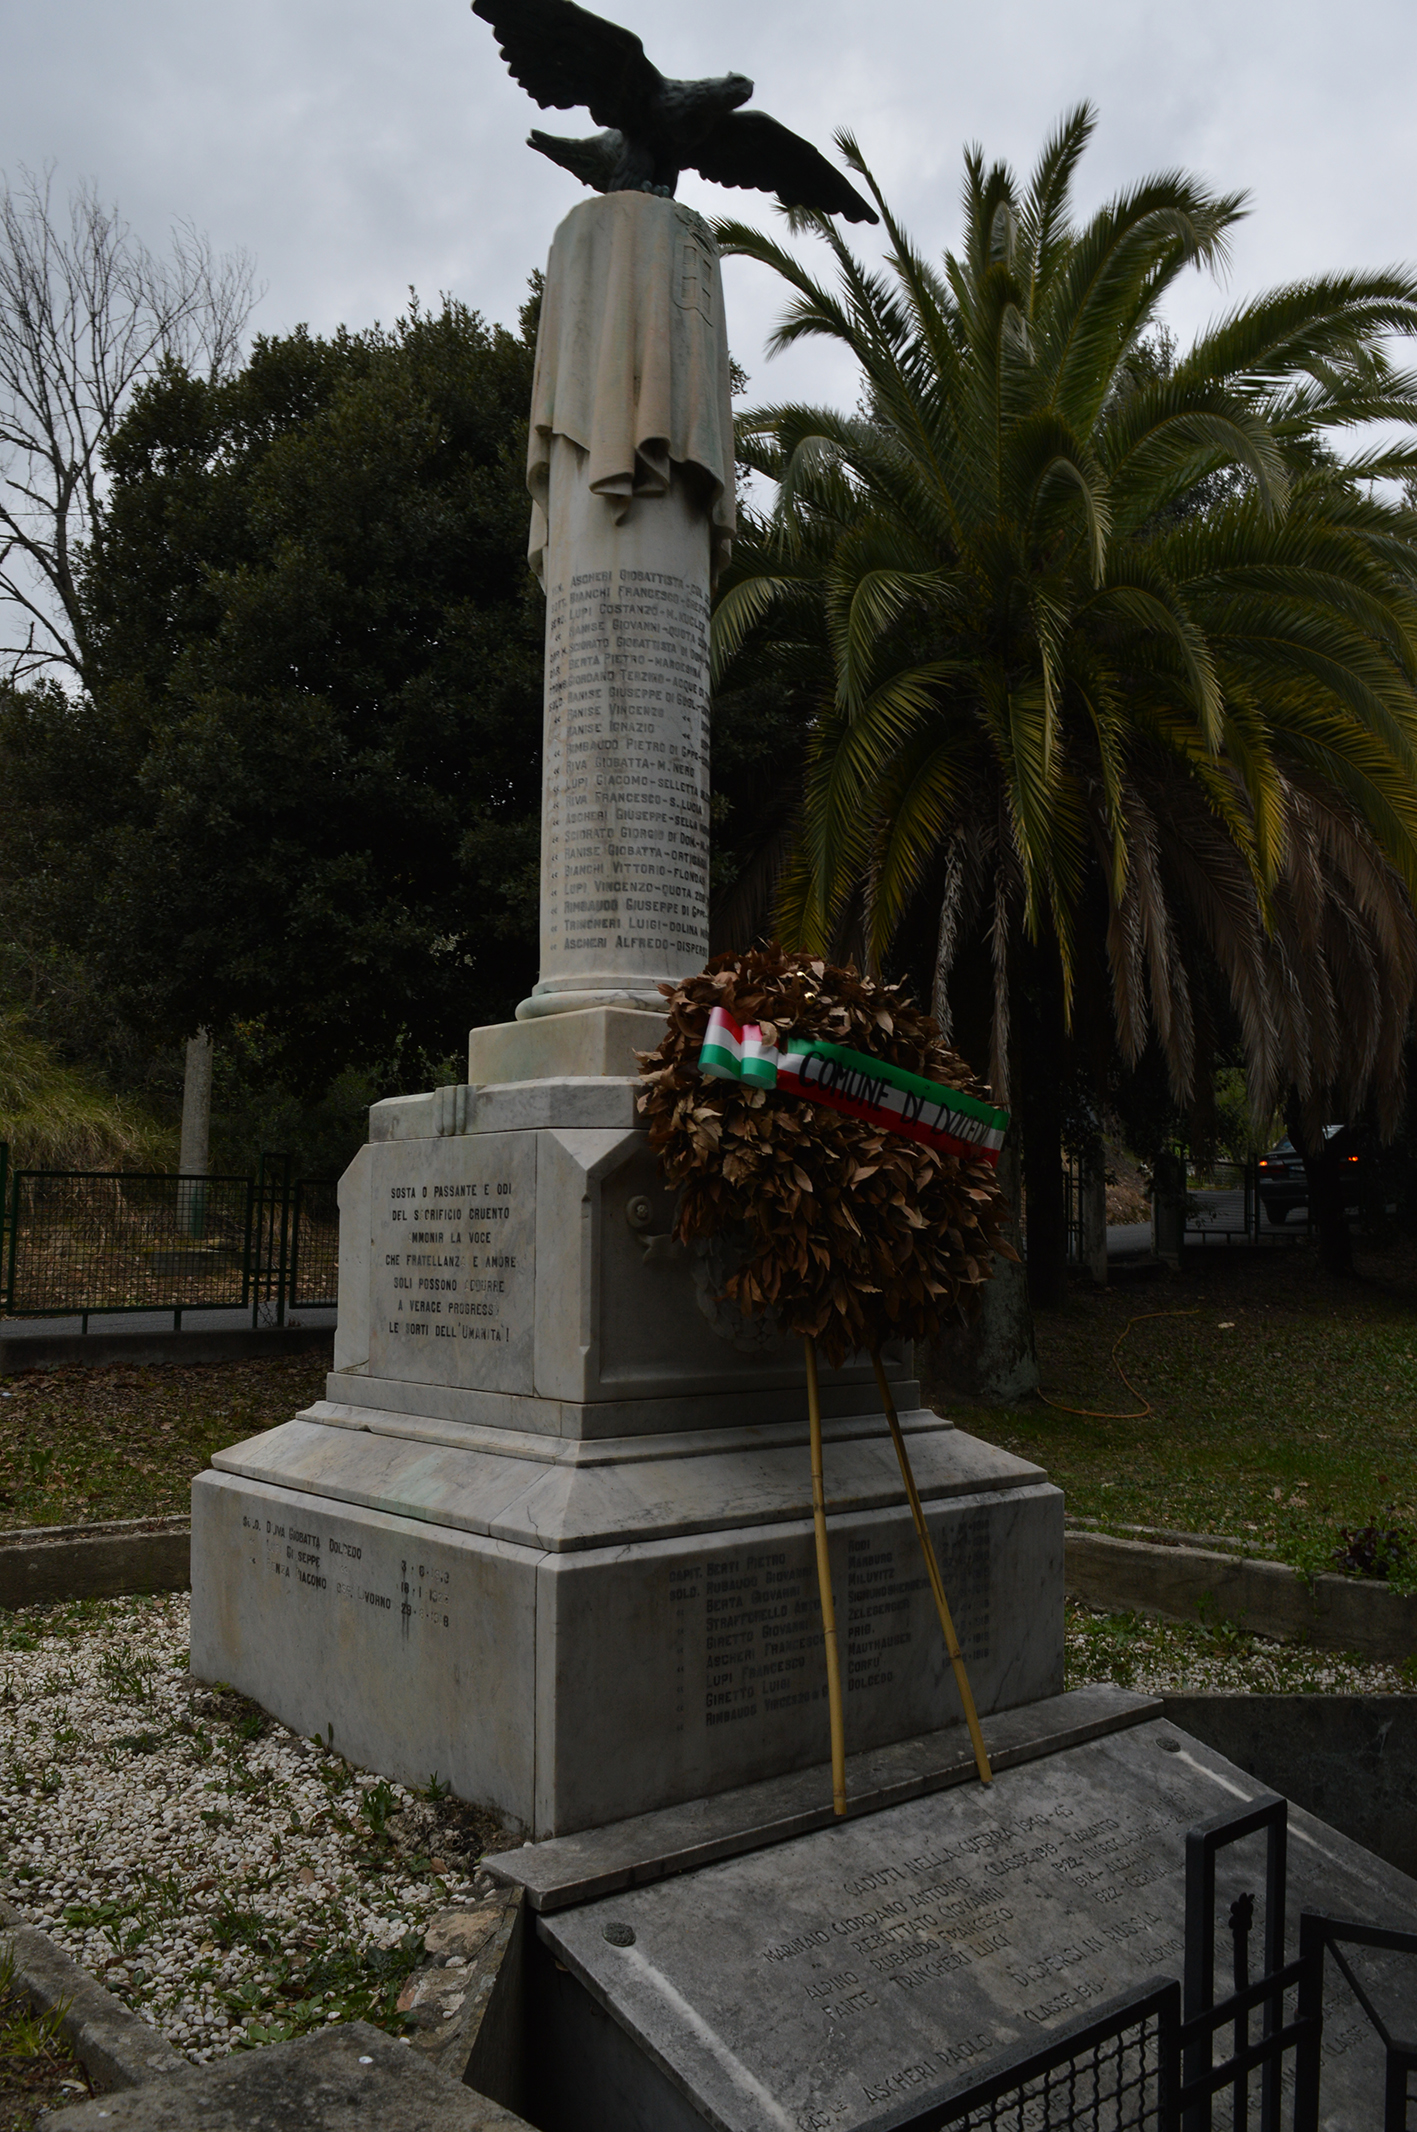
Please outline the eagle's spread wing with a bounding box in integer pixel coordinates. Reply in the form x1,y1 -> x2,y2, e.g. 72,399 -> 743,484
471,0 -> 661,134
690,111 -> 878,224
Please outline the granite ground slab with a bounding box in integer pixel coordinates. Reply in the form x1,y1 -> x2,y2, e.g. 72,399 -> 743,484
531,1718 -> 1417,2132
40,2022 -> 531,2131
485,1686 -> 1158,1911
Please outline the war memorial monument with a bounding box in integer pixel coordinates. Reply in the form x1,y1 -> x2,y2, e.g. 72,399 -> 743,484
189,3 -> 1417,2122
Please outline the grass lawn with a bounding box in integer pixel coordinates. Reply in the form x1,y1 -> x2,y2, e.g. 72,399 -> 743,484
0,1353 -> 330,1531
0,1943 -> 91,2128
938,1233 -> 1417,1582
4,1233 -> 1417,1588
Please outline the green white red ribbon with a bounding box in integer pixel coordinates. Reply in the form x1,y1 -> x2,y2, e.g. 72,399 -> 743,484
699,1007 -> 1008,1166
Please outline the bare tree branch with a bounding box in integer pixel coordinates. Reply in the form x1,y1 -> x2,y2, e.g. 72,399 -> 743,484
0,165 -> 259,687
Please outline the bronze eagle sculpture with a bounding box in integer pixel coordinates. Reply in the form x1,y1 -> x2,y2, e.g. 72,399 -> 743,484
470,0 -> 878,224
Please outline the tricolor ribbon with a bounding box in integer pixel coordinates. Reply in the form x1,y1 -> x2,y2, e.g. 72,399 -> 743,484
699,1007 -> 1009,1166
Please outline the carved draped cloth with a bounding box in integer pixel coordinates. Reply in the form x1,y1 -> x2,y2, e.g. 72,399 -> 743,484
527,192 -> 736,587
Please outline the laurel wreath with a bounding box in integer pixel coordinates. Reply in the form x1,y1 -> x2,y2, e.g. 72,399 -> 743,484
636,947 -> 1016,1368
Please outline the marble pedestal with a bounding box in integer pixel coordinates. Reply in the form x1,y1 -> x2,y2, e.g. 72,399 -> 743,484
190,1074 -> 1063,1839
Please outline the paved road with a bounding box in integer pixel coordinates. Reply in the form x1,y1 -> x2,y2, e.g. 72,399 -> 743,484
1107,1187 -> 1306,1262
0,1304 -> 336,1341
1189,1185 -> 1317,1236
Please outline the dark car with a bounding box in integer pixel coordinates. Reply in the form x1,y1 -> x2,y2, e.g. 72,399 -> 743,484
1256,1130 -> 1362,1224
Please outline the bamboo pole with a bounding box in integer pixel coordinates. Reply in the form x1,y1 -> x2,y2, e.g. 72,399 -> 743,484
871,1348 -> 992,1786
804,1336 -> 847,1816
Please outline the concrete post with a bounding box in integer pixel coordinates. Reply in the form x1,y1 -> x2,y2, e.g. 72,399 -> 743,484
179,1030 -> 213,1239
1081,1143 -> 1108,1288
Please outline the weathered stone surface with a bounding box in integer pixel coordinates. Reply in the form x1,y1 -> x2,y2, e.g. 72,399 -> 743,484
198,1082 -> 1069,1840
209,1409 -> 1039,1549
1067,1527 -> 1417,1662
1162,1692 -> 1417,1878
485,1686 -> 1157,1912
331,1104 -> 918,1429
0,1519 -> 190,1613
524,443 -> 712,1017
190,1478 -> 538,1830
190,1446 -> 1061,1836
39,2021 -> 532,2129
372,1077 -> 642,1138
423,1905 -> 509,1964
405,1891 -> 528,2112
532,1719 -> 1417,2132
0,1897 -> 185,2090
363,1132 -> 536,1395
466,1009 -> 665,1087
198,998 -> 1065,1844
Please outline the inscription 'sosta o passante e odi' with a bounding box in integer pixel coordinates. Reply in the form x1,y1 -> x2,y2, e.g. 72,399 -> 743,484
365,1138 -> 536,1390
541,562 -> 711,979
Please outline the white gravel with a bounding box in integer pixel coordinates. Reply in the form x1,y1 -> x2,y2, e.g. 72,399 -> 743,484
1065,1598 -> 1417,1695
0,1592 -> 484,2063
3,1589 -> 1409,2068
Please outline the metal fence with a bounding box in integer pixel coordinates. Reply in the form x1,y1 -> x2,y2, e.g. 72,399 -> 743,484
924,1982 -> 1179,2130
1183,1159 -> 1271,1246
0,1143 -> 338,1330
1061,1153 -> 1320,1259
870,1794 -> 1417,2132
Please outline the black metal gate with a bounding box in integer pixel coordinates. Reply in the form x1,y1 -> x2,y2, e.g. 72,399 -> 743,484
0,1142 -> 338,1330
867,1795 -> 1417,2132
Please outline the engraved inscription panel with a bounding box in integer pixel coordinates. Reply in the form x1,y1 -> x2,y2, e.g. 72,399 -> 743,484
546,1728 -> 1405,2132
198,1478 -> 537,1813
540,562 -> 711,980
366,1134 -> 535,1392
664,1516 -> 993,1744
240,1506 -> 455,1636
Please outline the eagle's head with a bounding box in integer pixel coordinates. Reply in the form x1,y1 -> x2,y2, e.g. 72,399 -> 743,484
720,73 -> 754,110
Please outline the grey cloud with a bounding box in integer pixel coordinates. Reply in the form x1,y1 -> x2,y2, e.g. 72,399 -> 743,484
6,0 -> 1416,413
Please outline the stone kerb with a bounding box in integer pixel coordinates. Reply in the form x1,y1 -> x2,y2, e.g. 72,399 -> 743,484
0,1517 -> 190,1611
0,1895 -> 186,2091
1065,1525 -> 1417,1662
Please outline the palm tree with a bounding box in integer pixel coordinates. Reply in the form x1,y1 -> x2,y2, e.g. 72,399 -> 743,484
713,106 -> 1417,1312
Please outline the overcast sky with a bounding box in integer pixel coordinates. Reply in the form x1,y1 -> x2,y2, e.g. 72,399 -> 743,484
5,0 -> 1417,413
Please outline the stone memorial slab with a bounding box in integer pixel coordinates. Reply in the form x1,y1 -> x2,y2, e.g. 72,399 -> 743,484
42,2019 -> 531,2131
191,1450 -> 1061,1836
485,1686 -> 1159,1913
334,1098 -> 921,1431
366,1133 -> 536,1392
189,182 -> 1070,1845
530,1718 -> 1417,2132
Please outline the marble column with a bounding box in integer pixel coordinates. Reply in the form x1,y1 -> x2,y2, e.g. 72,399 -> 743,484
516,190 -> 734,1021
525,434 -> 712,1015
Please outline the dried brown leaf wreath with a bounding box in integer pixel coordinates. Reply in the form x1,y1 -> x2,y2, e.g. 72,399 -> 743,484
635,946 -> 1016,1370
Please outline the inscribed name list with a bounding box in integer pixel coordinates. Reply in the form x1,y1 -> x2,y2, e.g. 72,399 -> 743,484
366,1136 -> 535,1393
541,561 -> 711,977
544,1726 -> 1406,2132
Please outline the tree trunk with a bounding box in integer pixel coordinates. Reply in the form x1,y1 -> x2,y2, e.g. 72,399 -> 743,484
1080,1140 -> 1108,1288
1151,1149 -> 1186,1264
926,1136 -> 1039,1404
1287,1102 -> 1354,1278
1023,1058 -> 1068,1310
